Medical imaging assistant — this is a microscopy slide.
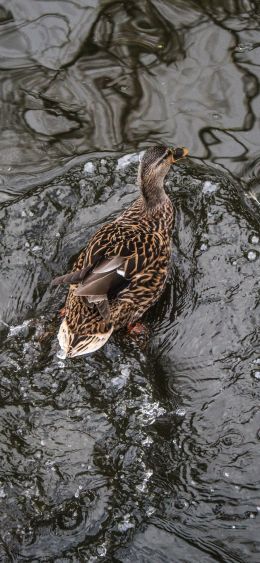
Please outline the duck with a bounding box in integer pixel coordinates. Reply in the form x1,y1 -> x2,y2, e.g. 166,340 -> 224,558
52,144 -> 189,357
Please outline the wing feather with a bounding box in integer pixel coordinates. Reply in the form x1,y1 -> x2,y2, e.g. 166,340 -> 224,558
52,265 -> 92,286
53,216 -> 168,324
92,256 -> 125,274
74,269 -> 126,297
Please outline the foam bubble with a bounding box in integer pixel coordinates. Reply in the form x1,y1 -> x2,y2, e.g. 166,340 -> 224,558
118,514 -> 135,531
0,487 -> 6,499
247,250 -> 258,261
249,234 -> 259,245
176,407 -> 186,417
202,181 -> 219,194
9,320 -> 30,337
138,401 -> 166,425
142,436 -> 153,446
116,153 -> 139,169
97,545 -> 107,557
146,506 -> 155,517
57,349 -> 66,360
111,365 -> 130,389
83,161 -> 94,174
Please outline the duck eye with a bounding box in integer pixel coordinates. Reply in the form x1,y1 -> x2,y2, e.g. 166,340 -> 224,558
174,148 -> 184,159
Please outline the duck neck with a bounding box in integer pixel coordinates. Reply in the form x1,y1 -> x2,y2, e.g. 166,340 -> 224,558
139,175 -> 167,210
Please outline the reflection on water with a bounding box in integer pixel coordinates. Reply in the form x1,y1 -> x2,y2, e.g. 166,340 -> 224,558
0,1 -> 260,561
0,0 -> 259,199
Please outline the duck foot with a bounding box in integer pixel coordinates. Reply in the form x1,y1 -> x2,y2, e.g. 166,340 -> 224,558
127,322 -> 149,337
59,307 -> 66,318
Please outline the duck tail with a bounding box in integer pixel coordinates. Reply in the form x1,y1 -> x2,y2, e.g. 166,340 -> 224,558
58,318 -> 113,358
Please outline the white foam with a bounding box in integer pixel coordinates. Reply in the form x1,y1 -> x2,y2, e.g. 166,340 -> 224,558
146,506 -> 155,517
202,181 -> 219,194
9,320 -> 30,337
136,469 -> 153,493
176,407 -> 186,417
111,365 -> 130,388
138,400 -> 166,425
56,349 -> 66,360
116,152 -> 140,170
117,514 -> 135,532
97,545 -> 107,557
83,161 -> 95,174
0,487 -> 6,499
247,250 -> 258,262
142,436 -> 153,446
74,484 -> 83,498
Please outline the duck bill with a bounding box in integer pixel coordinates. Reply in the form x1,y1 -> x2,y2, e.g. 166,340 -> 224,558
181,147 -> 189,158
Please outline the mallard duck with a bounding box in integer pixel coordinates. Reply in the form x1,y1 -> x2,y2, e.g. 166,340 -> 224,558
52,145 -> 189,357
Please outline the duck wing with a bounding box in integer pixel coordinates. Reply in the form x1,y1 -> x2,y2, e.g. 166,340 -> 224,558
53,255 -> 128,322
52,264 -> 93,286
52,217 -> 164,322
52,221 -> 133,321
73,256 -> 128,321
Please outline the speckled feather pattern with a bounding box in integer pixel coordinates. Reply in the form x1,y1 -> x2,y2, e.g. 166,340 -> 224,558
64,195 -> 174,342
54,143 -> 188,355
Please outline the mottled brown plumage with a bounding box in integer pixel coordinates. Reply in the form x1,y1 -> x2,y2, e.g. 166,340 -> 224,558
52,145 -> 188,357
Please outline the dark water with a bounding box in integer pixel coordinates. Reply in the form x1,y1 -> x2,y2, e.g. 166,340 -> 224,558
0,1 -> 260,562
1,0 -> 260,201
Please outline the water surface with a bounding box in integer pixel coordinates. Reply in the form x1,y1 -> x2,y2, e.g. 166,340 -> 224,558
0,1 -> 260,562
0,0 -> 260,199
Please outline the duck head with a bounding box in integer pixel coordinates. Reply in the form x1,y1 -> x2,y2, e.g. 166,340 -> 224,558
138,145 -> 189,208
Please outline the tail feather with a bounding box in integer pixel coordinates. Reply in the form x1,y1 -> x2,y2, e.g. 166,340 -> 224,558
58,318 -> 113,358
